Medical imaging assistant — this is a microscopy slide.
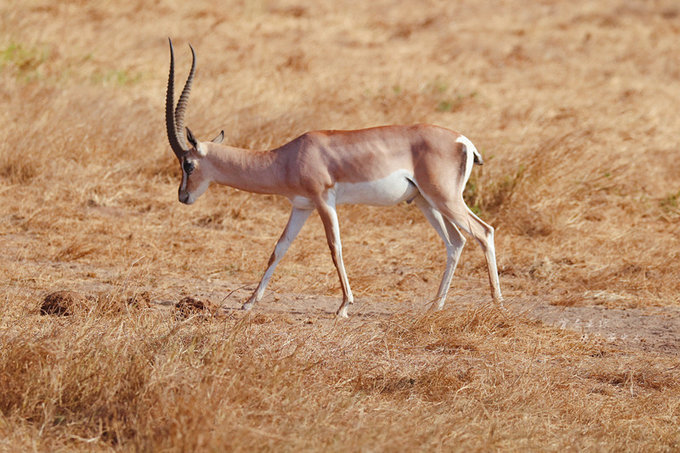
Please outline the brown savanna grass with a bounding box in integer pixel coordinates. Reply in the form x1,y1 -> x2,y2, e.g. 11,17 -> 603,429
1,0 -> 679,450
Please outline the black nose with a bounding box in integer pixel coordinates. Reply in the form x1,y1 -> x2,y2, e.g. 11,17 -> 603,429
179,191 -> 191,204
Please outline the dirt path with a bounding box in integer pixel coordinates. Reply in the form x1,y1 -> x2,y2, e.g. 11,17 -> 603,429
31,255 -> 679,356
175,279 -> 680,355
525,302 -> 680,355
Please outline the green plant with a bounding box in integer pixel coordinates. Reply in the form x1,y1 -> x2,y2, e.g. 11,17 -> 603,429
0,41 -> 49,79
660,191 -> 680,214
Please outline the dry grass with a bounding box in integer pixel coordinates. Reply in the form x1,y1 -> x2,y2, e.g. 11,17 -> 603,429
1,0 -> 679,450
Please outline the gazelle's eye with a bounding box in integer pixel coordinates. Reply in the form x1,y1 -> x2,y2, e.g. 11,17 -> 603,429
183,160 -> 195,175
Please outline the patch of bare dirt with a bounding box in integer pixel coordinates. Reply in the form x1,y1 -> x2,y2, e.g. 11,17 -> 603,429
525,303 -> 680,355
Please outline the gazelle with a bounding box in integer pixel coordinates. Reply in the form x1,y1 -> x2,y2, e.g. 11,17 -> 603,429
165,40 -> 502,317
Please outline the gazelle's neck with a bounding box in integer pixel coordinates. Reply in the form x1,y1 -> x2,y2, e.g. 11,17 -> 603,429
203,143 -> 287,195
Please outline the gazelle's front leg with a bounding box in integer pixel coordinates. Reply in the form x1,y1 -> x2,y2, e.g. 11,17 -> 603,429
242,207 -> 313,311
314,195 -> 354,318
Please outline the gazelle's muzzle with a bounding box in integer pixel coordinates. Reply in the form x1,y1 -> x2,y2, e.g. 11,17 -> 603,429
178,189 -> 193,204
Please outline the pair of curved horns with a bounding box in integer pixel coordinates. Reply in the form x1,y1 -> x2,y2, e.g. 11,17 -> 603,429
165,38 -> 195,159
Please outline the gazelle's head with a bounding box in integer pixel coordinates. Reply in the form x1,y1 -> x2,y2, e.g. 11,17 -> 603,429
165,39 -> 224,205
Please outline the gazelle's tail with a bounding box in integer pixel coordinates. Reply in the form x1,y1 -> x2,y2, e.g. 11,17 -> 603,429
454,134 -> 483,188
472,147 -> 483,166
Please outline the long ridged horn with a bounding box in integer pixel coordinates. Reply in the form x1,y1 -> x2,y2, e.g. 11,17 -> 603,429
174,43 -> 196,153
165,38 -> 186,159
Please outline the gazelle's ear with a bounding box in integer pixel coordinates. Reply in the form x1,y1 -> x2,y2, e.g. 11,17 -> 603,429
211,130 -> 224,144
186,127 -> 198,148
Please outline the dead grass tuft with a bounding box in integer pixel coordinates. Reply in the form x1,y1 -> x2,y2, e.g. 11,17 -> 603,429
126,291 -> 152,309
354,364 -> 472,402
0,340 -> 53,413
53,241 -> 98,262
584,362 -> 680,392
388,305 -> 516,345
0,153 -> 40,184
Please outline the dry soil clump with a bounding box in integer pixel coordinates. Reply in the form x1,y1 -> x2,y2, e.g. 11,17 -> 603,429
40,290 -> 90,316
174,296 -> 219,319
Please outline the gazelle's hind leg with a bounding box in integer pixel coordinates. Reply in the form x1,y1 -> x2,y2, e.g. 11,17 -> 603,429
414,196 -> 466,309
413,136 -> 501,304
437,200 -> 502,303
418,191 -> 502,304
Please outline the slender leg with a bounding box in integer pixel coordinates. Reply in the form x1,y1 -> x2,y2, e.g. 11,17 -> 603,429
242,207 -> 313,310
414,196 -> 466,309
436,201 -> 502,304
314,195 -> 354,318
463,209 -> 502,303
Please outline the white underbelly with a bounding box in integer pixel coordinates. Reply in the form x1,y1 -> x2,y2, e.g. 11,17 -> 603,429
289,170 -> 419,209
336,170 -> 417,206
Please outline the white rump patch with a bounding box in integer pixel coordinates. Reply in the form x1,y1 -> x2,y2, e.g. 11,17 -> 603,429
455,135 -> 478,183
